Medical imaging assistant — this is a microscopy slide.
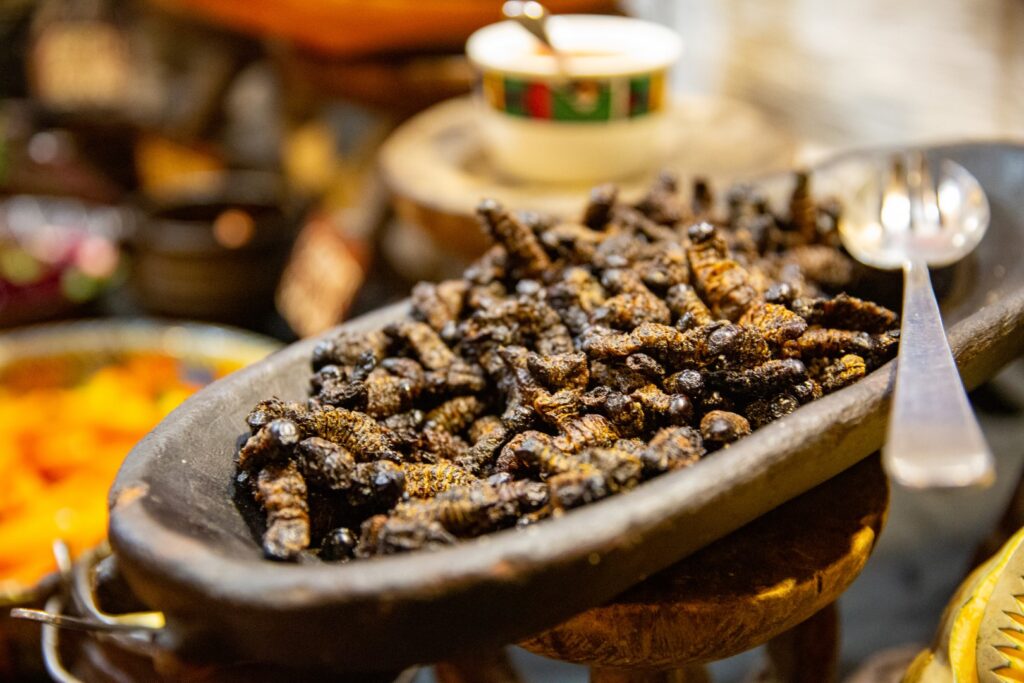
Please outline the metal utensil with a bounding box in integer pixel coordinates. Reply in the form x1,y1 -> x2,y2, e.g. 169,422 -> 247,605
502,1 -> 556,50
501,1 -> 568,79
840,151 -> 993,488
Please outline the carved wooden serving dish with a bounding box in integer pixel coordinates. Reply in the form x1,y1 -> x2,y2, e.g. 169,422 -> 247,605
108,142 -> 1024,672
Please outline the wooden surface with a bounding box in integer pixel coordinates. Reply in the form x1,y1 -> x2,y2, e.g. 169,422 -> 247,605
520,455 -> 888,669
273,48 -> 475,115
148,0 -> 617,56
379,95 -> 796,260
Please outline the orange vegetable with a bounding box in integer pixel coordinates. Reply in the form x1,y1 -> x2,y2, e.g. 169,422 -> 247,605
0,352 -> 242,589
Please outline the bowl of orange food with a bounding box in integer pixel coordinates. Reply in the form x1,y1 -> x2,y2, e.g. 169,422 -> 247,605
0,319 -> 279,674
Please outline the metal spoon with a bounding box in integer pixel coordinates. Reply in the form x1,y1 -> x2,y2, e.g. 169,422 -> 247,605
502,1 -> 569,80
839,151 -> 993,488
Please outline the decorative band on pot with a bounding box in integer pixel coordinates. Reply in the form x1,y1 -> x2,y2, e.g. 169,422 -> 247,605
479,69 -> 667,122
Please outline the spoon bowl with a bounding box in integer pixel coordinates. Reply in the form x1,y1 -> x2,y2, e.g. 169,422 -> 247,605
840,157 -> 990,270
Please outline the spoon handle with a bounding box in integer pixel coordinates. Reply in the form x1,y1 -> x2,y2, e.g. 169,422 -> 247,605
883,260 -> 994,488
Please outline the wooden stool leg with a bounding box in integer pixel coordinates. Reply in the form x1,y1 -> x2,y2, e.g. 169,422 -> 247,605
761,603 -> 839,683
590,664 -> 711,683
434,648 -> 522,683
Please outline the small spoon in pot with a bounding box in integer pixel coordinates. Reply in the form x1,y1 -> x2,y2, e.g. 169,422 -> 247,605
502,1 -> 569,82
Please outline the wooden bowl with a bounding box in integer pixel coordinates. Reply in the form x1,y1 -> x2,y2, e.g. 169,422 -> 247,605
108,142 -> 1024,672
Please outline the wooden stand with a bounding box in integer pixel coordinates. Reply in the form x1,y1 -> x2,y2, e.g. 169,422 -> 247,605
514,455 -> 889,682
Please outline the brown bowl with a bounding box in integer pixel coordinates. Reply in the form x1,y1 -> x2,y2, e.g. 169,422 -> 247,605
109,142 -> 1024,672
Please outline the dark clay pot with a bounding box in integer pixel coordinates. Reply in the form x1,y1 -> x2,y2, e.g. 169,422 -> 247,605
133,183 -> 299,325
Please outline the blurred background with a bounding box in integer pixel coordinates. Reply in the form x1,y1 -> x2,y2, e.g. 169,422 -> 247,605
1,0 -> 1020,339
0,0 -> 1022,680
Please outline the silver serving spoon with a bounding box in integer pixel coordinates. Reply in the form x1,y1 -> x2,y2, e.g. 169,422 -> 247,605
502,1 -> 569,80
840,151 -> 993,488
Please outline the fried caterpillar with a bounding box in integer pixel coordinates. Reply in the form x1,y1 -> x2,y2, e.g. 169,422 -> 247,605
235,170 -> 899,560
